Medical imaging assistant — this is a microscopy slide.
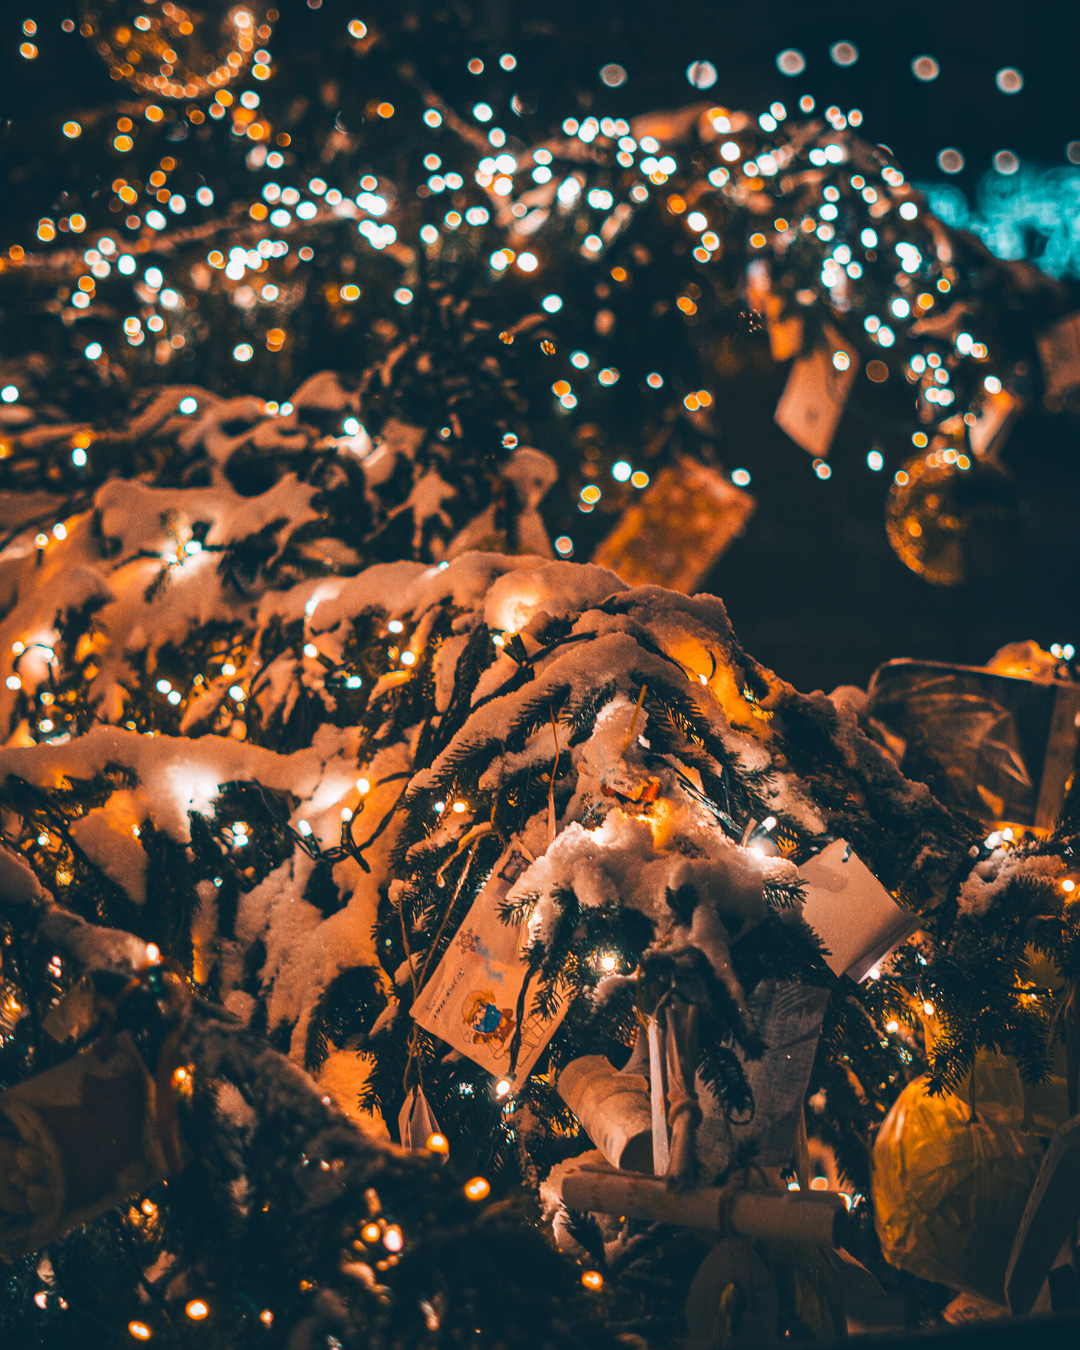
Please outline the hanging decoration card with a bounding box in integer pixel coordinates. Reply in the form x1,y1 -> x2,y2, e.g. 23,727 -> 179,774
798,840 -> 919,981
774,331 -> 859,458
0,1032 -> 170,1263
746,259 -> 805,362
1005,1111 -> 1080,1316
868,658 -> 1080,831
1036,312 -> 1080,400
592,457 -> 755,594
695,979 -> 830,1176
969,387 -> 1019,459
411,848 -> 571,1080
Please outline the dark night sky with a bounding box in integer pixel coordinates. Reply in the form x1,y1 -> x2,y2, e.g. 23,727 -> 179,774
2,0 -> 1078,692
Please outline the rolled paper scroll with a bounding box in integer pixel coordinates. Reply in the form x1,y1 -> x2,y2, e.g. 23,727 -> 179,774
557,1056 -> 653,1173
0,1032 -> 169,1263
647,1016 -> 670,1175
646,1003 -> 702,1186
554,1165 -> 846,1248
662,1003 -> 701,1188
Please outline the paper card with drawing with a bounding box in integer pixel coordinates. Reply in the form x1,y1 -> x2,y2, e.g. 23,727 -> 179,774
410,848 -> 571,1080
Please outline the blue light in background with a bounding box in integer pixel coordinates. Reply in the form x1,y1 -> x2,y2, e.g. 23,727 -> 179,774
918,167 -> 1080,277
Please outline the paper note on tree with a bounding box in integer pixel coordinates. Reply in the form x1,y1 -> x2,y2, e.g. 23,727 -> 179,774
798,839 -> 919,981
411,848 -> 571,1080
774,335 -> 858,457
592,457 -> 755,593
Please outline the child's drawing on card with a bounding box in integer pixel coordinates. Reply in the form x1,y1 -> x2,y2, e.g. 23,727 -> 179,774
462,990 -> 517,1055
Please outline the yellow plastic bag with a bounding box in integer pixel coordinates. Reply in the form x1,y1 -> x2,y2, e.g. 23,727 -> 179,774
872,1075 -> 1044,1301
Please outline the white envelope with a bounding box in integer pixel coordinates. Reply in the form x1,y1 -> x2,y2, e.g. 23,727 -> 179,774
799,839 -> 919,981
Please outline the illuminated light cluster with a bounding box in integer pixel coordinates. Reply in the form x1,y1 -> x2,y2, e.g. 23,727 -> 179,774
5,53 -> 1015,505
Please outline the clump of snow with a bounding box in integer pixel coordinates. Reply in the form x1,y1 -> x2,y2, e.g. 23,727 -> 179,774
958,846 -> 1064,918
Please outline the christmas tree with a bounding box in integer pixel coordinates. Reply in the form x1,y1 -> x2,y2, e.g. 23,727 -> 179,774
2,5 -> 1080,1347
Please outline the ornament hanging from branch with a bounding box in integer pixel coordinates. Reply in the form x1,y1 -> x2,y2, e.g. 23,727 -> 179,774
0,959 -> 189,1263
79,0 -> 273,100
885,430 -> 1022,585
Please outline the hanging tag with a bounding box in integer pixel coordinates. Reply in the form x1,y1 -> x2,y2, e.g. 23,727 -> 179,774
774,331 -> 858,458
410,847 -> 571,1080
592,457 -> 754,594
694,980 -> 830,1179
747,258 -> 805,362
798,840 -> 919,981
0,1032 -> 170,1263
969,387 -> 1018,459
1005,1110 -> 1080,1316
685,1241 -> 778,1350
397,1085 -> 443,1152
647,1015 -> 670,1177
1036,312 -> 1080,399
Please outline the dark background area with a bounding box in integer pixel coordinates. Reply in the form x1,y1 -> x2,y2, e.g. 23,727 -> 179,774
1,0 -> 1078,693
